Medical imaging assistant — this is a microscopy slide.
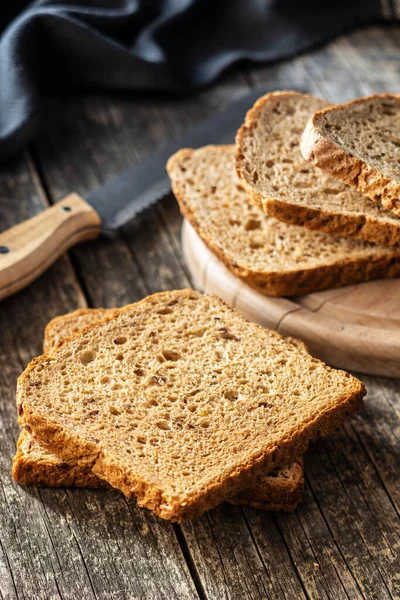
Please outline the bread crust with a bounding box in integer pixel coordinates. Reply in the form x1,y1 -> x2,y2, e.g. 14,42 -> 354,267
301,95 -> 400,218
170,146 -> 400,297
21,381 -> 363,521
228,458 -> 304,512
13,430 -> 304,510
262,195 -> 400,247
17,290 -> 365,522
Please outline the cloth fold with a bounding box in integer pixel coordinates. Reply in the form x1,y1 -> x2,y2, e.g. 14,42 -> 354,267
0,0 -> 391,159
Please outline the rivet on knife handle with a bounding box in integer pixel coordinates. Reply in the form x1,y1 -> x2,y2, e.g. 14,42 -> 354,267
0,193 -> 101,300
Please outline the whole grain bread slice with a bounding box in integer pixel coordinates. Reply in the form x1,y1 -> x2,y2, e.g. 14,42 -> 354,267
168,145 -> 400,297
13,307 -> 305,512
17,289 -> 365,521
301,94 -> 400,218
235,91 -> 400,247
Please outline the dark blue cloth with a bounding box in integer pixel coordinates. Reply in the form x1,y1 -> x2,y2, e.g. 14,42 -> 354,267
0,1 -> 389,159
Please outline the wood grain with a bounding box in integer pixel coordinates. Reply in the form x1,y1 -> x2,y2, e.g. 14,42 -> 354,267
0,24 -> 399,600
298,279 -> 400,330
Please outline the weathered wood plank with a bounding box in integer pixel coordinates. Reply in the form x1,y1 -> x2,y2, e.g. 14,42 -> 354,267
181,504 -> 308,600
329,27 -> 400,88
248,484 -> 364,600
249,26 -> 400,101
335,420 -> 399,597
38,487 -> 198,600
30,97 -> 149,308
353,377 -> 400,514
304,432 -> 397,600
0,153 -> 95,600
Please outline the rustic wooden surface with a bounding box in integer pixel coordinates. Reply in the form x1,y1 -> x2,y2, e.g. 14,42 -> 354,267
0,25 -> 399,600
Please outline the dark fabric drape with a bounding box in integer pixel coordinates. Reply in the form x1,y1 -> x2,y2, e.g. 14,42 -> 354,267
0,1 -> 390,159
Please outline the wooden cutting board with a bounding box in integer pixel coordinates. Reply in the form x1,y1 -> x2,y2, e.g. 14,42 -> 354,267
182,219 -> 400,378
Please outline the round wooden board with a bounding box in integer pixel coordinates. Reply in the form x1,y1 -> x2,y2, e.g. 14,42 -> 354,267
181,219 -> 400,378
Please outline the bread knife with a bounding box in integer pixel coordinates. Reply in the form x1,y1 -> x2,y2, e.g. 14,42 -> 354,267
0,84 -> 304,300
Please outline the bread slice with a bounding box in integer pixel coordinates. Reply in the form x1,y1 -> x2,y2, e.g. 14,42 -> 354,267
13,434 -> 304,512
17,289 -> 365,521
228,458 -> 304,511
235,91 -> 400,247
168,144 -> 400,297
301,94 -> 400,219
12,429 -> 110,488
14,307 -> 306,512
43,308 -> 114,353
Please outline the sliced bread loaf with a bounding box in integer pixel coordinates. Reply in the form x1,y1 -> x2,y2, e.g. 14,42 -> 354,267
168,145 -> 400,297
13,307 -> 305,512
301,94 -> 400,218
17,289 -> 365,521
235,91 -> 400,247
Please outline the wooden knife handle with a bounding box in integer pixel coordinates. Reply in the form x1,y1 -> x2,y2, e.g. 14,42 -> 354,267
0,193 -> 101,300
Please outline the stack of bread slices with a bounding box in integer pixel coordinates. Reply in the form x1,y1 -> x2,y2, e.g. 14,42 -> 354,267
15,90 -> 398,521
168,92 -> 400,298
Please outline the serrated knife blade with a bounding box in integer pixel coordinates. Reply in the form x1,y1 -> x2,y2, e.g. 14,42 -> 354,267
87,84 -> 304,234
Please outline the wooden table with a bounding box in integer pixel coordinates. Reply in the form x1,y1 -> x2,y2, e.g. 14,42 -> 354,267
1,25 -> 399,600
